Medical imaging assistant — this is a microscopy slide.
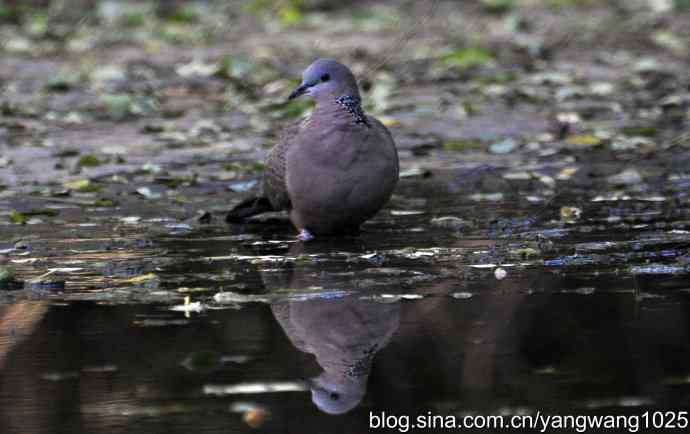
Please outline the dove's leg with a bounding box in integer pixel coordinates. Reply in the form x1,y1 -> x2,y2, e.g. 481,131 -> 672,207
297,228 -> 315,242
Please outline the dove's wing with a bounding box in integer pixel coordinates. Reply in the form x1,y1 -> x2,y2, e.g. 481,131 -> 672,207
263,121 -> 300,211
225,121 -> 301,222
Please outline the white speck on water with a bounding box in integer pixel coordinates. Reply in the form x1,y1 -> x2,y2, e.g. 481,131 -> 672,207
203,382 -> 308,396
494,267 -> 508,280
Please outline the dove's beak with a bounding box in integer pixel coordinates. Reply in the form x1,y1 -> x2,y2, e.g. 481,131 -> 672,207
288,82 -> 311,100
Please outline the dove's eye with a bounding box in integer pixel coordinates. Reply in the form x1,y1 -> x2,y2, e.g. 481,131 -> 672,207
320,73 -> 330,82
330,392 -> 339,400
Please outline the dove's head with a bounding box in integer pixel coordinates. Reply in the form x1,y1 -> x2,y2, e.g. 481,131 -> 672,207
288,59 -> 360,102
309,372 -> 367,415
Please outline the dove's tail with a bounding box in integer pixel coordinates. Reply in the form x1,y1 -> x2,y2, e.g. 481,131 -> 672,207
226,196 -> 275,223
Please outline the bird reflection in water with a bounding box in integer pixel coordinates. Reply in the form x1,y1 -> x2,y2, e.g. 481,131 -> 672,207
272,294 -> 399,414
265,241 -> 400,415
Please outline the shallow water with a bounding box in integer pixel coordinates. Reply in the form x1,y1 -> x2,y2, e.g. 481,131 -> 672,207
1,167 -> 690,433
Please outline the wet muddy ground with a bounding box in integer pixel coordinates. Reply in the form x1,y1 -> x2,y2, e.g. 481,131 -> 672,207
1,1 -> 690,433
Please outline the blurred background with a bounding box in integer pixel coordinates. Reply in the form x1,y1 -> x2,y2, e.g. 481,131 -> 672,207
1,0 -> 688,197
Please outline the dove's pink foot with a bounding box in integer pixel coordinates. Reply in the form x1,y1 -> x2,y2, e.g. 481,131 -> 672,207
297,228 -> 315,242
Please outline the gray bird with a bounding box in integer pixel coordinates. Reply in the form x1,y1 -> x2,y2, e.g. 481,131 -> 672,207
272,296 -> 400,415
226,59 -> 399,241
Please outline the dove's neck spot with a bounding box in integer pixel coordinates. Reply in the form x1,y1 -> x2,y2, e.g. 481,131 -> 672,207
344,343 -> 378,377
335,95 -> 370,127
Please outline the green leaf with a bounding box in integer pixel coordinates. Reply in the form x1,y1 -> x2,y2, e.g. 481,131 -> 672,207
26,13 -> 48,37
168,4 -> 202,23
443,139 -> 483,151
442,48 -> 494,69
9,210 -> 27,224
245,0 -> 306,25
622,126 -> 657,137
10,208 -> 58,223
278,4 -> 304,25
64,179 -> 102,193
122,11 -> 146,27
54,148 -> 80,158
77,154 -> 103,167
23,208 -> 58,217
481,0 -> 515,14
546,0 -> 593,6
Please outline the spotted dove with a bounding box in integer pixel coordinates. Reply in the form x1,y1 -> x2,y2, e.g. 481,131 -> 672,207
226,59 -> 399,240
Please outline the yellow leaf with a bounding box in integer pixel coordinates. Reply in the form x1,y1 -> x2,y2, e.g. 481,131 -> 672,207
64,179 -> 91,190
126,273 -> 158,284
557,167 -> 579,180
378,116 -> 400,127
565,135 -> 602,147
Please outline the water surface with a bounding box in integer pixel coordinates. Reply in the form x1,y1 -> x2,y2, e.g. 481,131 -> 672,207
2,168 -> 690,433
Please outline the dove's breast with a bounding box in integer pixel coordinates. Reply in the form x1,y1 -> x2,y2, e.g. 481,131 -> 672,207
286,119 -> 398,234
